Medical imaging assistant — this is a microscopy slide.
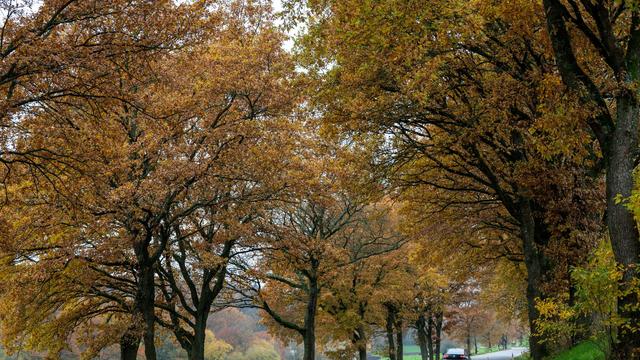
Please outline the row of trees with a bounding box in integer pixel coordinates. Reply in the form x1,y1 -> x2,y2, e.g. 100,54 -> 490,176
2,0 -> 639,360
287,0 -> 640,359
0,2 -> 476,360
0,1 -> 299,359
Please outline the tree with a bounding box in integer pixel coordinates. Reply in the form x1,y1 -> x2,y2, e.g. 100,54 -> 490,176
540,2 -> 640,357
0,2 -> 296,360
445,287 -> 489,356
320,233 -> 411,360
0,1 -> 213,357
411,266 -> 449,360
150,6 -> 296,359
0,0 -> 208,185
290,1 -> 603,358
250,190 -> 405,360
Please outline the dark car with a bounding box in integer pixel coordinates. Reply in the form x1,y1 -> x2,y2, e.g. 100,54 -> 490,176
443,348 -> 470,359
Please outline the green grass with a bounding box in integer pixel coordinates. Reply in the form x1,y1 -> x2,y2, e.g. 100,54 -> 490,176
552,342 -> 605,360
474,346 -> 501,355
403,345 -> 421,354
376,345 -> 421,360
516,341 -> 605,360
376,344 -> 423,359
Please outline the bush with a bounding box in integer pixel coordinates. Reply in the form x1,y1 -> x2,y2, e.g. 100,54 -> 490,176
204,330 -> 233,360
226,339 -> 279,360
535,239 -> 619,355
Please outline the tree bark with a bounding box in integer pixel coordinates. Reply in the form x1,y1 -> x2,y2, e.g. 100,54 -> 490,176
130,242 -> 159,360
188,278 -> 223,360
434,312 -> 442,360
416,315 -> 429,360
474,335 -> 478,354
385,304 -> 397,360
130,227 -> 162,360
427,315 -> 434,360
520,200 -> 550,360
607,94 -> 640,359
120,328 -> 141,360
189,314 -> 207,360
542,1 -> 640,357
354,325 -> 367,360
358,345 -> 367,360
303,273 -> 319,360
395,315 -> 403,360
141,265 -> 157,360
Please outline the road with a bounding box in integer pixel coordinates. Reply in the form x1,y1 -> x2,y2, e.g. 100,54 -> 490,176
471,347 -> 528,360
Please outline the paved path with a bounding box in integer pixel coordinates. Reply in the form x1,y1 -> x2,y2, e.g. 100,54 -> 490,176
471,347 -> 528,360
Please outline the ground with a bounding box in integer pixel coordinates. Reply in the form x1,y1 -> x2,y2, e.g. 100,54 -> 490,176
376,345 -> 528,360
472,347 -> 528,360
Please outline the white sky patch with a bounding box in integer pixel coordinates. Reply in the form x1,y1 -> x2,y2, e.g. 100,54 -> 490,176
0,0 -> 42,23
271,0 -> 299,53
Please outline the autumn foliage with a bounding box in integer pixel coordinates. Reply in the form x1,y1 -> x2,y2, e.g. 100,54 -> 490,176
0,1 -> 638,360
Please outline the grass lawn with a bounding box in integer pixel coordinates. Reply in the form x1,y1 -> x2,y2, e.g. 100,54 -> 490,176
380,356 -> 423,360
474,346 -> 501,355
376,344 -> 423,359
516,341 -> 604,360
403,345 -> 421,354
552,342 -> 605,360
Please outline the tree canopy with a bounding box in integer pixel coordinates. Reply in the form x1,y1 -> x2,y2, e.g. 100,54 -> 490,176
0,1 -> 637,360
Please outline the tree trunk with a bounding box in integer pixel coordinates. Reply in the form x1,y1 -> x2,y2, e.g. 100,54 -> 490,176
427,316 -> 434,360
520,200 -> 550,360
416,315 -> 429,360
166,245 -> 231,360
355,325 -> 367,360
132,235 -> 158,360
395,315 -> 403,360
542,1 -> 640,357
474,335 -> 478,354
120,328 -> 141,360
385,304 -> 397,360
434,312 -> 442,360
139,264 -> 157,360
303,275 -> 319,360
143,317 -> 156,360
358,345 -> 367,360
302,318 -> 316,360
189,286 -> 218,360
189,315 -> 207,360
351,324 -> 367,360
607,94 -> 640,359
